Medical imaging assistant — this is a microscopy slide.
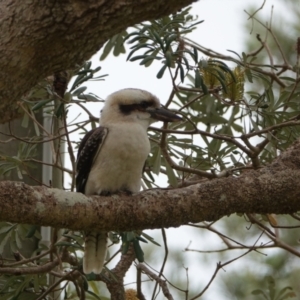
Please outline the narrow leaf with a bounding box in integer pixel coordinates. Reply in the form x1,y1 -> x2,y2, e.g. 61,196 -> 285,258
156,64 -> 167,79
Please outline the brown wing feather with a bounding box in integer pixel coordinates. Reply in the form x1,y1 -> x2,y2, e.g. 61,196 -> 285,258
76,127 -> 108,194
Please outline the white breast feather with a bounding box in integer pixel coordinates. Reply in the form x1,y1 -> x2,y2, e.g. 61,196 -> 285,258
84,123 -> 150,195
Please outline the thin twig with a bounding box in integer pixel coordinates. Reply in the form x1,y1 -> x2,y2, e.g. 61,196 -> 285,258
189,232 -> 264,299
62,111 -> 76,191
151,229 -> 168,300
137,264 -> 174,300
36,270 -> 78,300
2,250 -> 52,267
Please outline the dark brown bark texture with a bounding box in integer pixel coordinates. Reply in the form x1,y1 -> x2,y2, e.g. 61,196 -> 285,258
1,140 -> 300,231
0,0 -> 196,123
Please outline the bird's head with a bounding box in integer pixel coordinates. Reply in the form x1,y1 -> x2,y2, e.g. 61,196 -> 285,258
100,88 -> 181,128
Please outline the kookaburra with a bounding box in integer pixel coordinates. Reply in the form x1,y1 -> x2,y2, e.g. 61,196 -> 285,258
76,88 -> 181,274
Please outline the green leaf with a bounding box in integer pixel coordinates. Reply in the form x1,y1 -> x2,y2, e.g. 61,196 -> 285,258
77,94 -> 102,102
227,49 -> 242,59
100,37 -> 116,61
141,232 -> 161,246
123,31 -> 140,42
139,55 -> 160,66
152,147 -> 161,175
184,48 -> 196,61
249,116 -> 260,132
152,30 -> 165,51
195,69 -> 201,88
113,33 -> 126,56
72,86 -> 87,96
64,92 -> 72,103
55,241 -> 83,249
136,236 -> 148,243
182,55 -> 190,71
21,113 -> 29,128
132,239 -> 144,262
165,50 -> 173,67
230,154 -> 238,165
278,292 -> 297,300
129,55 -> 148,62
25,225 -> 38,238
219,64 -> 236,82
164,159 -> 178,187
0,231 -> 12,253
0,223 -> 15,234
267,276 -> 275,300
251,289 -> 268,299
121,241 -> 129,255
85,61 -> 92,70
127,43 -> 154,61
178,63 -> 185,83
31,99 -> 52,111
193,46 -> 198,63
86,290 -> 106,300
70,73 -> 93,91
200,77 -> 208,94
55,103 -> 65,118
245,68 -> 253,83
14,230 -> 23,249
165,34 -> 178,50
277,287 -> 295,300
126,34 -> 149,45
33,275 -> 39,293
156,64 -> 167,79
126,231 -> 135,242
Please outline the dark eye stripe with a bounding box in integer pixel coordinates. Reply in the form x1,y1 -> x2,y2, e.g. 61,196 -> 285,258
119,100 -> 155,115
119,103 -> 138,115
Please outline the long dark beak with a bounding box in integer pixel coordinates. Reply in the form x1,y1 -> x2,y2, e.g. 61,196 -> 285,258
146,107 -> 182,122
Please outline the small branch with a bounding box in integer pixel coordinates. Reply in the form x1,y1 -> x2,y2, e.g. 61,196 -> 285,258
189,248 -> 255,300
248,215 -> 300,257
18,101 -> 51,136
36,276 -> 67,300
0,259 -> 59,275
2,250 -> 52,267
241,120 -> 300,138
62,113 -> 76,191
164,89 -> 176,108
3,120 -> 90,145
151,228 -> 168,299
75,102 -> 99,122
150,126 -> 252,156
246,0 -> 266,20
136,268 -> 147,300
24,158 -> 72,174
159,122 -> 215,179
190,232 -> 264,299
137,264 -> 174,300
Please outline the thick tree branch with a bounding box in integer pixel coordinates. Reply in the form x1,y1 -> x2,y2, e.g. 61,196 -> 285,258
1,140 -> 300,231
0,0 -> 196,123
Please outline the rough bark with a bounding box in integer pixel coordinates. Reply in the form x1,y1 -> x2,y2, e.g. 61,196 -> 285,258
0,0 -> 196,123
1,140 -> 300,231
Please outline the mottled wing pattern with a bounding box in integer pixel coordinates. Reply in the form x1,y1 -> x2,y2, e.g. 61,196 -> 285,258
76,127 -> 108,194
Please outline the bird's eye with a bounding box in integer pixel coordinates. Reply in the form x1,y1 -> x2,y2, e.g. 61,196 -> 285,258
139,101 -> 149,109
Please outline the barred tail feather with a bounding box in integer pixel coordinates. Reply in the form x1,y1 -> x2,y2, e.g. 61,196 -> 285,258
83,231 -> 108,274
